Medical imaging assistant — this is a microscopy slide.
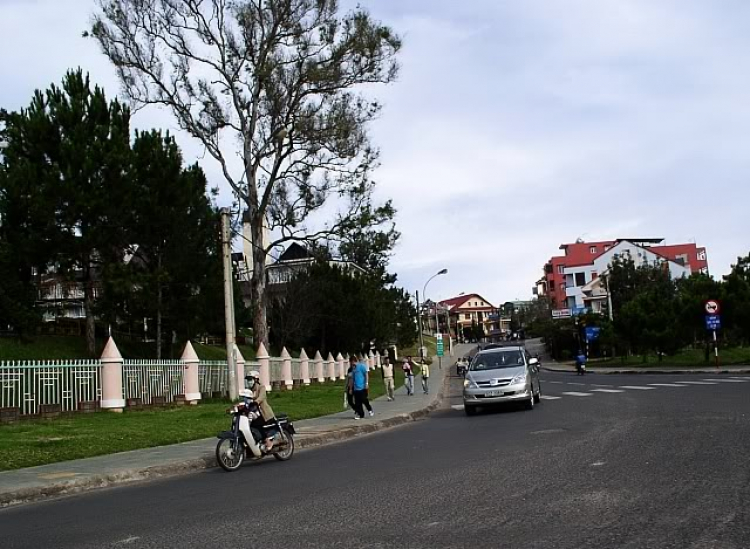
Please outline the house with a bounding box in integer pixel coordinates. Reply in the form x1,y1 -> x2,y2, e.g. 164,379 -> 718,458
537,237 -> 706,316
438,294 -> 509,342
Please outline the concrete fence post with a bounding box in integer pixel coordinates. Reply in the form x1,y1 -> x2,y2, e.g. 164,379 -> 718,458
368,351 -> 375,371
281,347 -> 293,390
182,341 -> 201,405
299,348 -> 311,386
100,337 -> 125,412
375,351 -> 382,368
327,352 -> 336,382
313,351 -> 325,383
257,343 -> 271,391
235,345 -> 246,392
336,353 -> 346,380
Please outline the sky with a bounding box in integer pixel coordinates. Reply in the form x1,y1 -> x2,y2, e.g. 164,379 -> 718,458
1,0 -> 749,306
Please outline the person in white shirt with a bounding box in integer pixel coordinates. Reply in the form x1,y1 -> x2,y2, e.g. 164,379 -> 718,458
381,356 -> 395,401
419,360 -> 430,395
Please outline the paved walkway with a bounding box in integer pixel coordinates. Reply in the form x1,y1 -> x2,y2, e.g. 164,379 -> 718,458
0,346 -> 475,507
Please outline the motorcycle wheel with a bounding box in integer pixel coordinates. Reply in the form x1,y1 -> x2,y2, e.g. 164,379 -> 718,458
273,431 -> 295,461
216,438 -> 245,472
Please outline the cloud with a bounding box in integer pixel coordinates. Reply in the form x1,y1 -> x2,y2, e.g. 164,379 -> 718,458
2,0 -> 749,305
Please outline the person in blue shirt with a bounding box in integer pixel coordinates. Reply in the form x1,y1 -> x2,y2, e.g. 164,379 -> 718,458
350,355 -> 374,419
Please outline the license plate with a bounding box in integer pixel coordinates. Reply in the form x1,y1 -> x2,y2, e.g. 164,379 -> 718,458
486,390 -> 502,397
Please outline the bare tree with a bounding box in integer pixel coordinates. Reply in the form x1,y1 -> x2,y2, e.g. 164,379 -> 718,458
91,0 -> 401,347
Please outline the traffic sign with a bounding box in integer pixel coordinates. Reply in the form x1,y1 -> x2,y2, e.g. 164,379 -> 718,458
705,314 -> 721,330
704,300 -> 721,315
585,326 -> 601,342
436,338 -> 444,357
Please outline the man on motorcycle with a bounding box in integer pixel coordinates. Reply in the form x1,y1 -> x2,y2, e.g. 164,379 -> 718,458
244,370 -> 276,452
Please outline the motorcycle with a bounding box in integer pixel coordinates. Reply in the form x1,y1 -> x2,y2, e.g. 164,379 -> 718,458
215,390 -> 296,472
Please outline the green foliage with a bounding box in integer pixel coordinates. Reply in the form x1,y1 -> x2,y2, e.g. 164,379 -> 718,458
0,70 -> 233,354
268,262 -> 416,355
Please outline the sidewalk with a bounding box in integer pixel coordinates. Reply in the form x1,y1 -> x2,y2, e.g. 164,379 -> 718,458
543,361 -> 750,375
0,346 -> 473,508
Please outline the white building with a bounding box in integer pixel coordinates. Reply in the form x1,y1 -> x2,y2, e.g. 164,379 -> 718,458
563,240 -> 691,311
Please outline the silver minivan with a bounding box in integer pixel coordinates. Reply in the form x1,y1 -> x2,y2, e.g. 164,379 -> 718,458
462,346 -> 541,416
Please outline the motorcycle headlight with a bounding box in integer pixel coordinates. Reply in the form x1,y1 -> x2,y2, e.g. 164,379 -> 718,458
511,373 -> 527,385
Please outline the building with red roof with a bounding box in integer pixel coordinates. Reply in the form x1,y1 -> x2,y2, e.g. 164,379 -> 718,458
537,238 -> 708,313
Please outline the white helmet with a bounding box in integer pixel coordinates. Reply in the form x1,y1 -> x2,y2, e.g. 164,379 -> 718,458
247,370 -> 261,379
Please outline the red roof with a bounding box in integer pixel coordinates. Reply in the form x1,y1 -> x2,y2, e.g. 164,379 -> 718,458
440,293 -> 496,309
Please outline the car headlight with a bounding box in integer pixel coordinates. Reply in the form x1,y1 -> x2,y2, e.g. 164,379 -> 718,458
511,373 -> 527,385
463,379 -> 477,389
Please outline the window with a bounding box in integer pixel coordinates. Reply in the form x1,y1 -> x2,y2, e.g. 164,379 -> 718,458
575,272 -> 586,287
604,245 -> 611,251
698,250 -> 707,261
592,272 -> 598,279
465,314 -> 471,320
469,350 -> 525,371
557,265 -> 565,274
590,246 -> 597,254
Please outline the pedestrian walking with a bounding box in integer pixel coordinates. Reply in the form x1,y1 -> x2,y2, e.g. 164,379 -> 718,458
381,356 -> 395,401
344,361 -> 355,410
403,356 -> 415,396
351,355 -> 374,419
419,359 -> 430,394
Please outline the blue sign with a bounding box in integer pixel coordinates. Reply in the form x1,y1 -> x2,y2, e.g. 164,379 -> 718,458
572,307 -> 589,316
705,314 -> 721,330
585,326 -> 602,342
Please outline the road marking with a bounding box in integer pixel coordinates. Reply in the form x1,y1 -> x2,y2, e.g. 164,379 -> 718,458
680,381 -> 717,385
729,377 -> 749,380
562,392 -> 592,397
114,537 -> 141,545
591,388 -> 624,393
540,395 -> 561,400
566,382 -> 587,386
620,386 -> 656,390
703,379 -> 748,383
591,461 -> 606,467
531,428 -> 564,435
549,381 -> 564,384
451,404 -> 465,411
647,383 -> 688,387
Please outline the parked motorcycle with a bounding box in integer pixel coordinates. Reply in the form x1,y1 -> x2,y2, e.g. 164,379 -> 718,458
216,391 -> 296,472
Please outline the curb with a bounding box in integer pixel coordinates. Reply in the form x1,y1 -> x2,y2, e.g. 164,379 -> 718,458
0,375 -> 449,509
542,366 -> 750,375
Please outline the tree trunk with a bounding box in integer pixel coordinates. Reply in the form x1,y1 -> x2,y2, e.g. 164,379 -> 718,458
84,256 -> 96,357
156,254 -> 163,360
251,216 -> 269,349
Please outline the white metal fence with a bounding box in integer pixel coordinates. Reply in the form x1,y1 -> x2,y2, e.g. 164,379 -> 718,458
0,360 -> 102,416
123,360 -> 185,406
0,354 -> 354,416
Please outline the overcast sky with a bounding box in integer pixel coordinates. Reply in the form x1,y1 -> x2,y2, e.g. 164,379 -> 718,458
2,0 -> 748,306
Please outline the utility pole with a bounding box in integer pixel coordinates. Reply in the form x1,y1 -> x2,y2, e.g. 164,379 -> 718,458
220,208 -> 238,400
416,290 -> 425,360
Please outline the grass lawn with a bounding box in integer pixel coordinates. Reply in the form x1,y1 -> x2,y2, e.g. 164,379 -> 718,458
0,335 -> 255,361
593,346 -> 750,367
0,367 -> 404,471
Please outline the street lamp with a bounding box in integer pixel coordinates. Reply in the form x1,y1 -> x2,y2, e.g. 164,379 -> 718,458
417,268 -> 448,360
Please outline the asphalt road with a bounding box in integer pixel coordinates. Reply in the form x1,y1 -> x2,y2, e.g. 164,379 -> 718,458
3,364 -> 750,548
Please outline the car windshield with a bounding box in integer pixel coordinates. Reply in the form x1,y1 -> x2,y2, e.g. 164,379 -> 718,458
470,350 -> 525,371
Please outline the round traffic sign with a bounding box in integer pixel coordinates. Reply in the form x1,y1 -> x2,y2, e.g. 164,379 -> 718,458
705,300 -> 721,315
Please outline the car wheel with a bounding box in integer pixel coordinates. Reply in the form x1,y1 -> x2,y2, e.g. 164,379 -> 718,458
534,383 -> 542,403
464,404 -> 478,416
